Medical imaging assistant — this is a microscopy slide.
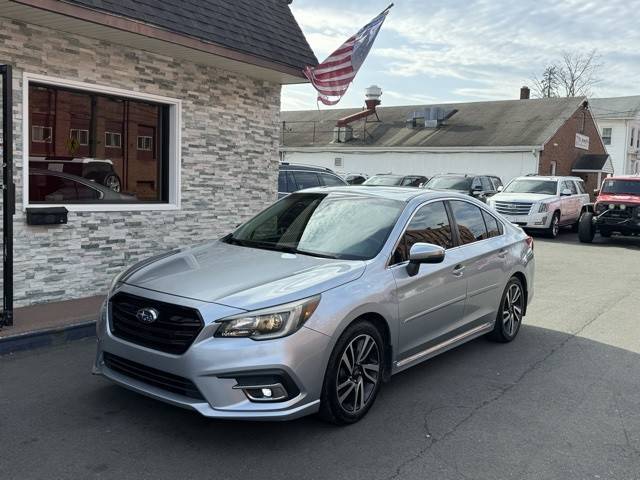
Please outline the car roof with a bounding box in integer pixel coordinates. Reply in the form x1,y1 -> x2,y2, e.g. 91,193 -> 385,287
607,175 -> 640,181
279,163 -> 336,174
298,185 -> 468,203
514,175 -> 582,181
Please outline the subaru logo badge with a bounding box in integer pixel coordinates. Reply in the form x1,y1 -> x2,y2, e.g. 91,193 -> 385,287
136,307 -> 159,324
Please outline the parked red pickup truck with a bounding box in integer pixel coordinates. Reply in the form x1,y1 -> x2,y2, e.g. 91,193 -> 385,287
579,176 -> 640,242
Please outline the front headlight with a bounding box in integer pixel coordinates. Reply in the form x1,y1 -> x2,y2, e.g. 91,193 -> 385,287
538,202 -> 549,213
215,296 -> 321,340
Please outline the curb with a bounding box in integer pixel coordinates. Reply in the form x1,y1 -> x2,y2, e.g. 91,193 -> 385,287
0,320 -> 96,356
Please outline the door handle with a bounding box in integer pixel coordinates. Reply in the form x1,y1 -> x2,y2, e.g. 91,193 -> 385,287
497,249 -> 508,258
452,264 -> 465,277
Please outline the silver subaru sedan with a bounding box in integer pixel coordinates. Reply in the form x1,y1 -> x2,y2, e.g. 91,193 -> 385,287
94,187 -> 534,424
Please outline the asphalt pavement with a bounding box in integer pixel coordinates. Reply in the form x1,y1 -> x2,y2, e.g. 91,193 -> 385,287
1,232 -> 639,480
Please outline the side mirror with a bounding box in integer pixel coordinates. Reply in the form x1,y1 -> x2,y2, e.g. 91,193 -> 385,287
593,189 -> 600,196
561,188 -> 572,196
497,185 -> 504,192
407,243 -> 445,276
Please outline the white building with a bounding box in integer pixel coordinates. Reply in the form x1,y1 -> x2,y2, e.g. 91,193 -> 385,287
590,96 -> 640,175
281,92 -> 608,191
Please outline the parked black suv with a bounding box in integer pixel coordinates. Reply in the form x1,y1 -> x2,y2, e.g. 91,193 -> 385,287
423,174 -> 502,202
278,163 -> 347,198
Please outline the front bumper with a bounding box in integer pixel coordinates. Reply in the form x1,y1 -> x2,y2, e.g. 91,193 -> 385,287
594,210 -> 640,232
497,212 -> 551,230
93,285 -> 332,420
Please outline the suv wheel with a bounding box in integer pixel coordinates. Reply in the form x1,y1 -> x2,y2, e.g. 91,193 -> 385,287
489,277 -> 525,343
103,173 -> 121,192
578,212 -> 595,243
319,321 -> 383,425
546,212 -> 560,238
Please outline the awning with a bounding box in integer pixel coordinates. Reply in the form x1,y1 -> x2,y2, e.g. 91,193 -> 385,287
572,154 -> 614,174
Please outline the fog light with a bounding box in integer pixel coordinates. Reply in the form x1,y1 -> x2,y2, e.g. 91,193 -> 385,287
233,383 -> 289,402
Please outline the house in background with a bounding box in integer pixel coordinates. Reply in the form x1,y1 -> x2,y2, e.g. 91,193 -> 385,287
590,96 -> 640,175
0,0 -> 316,308
281,88 -> 609,193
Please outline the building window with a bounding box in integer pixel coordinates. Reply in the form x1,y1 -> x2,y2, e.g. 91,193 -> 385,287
32,126 -> 52,143
137,136 -> 153,151
334,157 -> 343,167
70,129 -> 89,146
105,132 -> 122,148
602,128 -> 612,146
27,78 -> 180,208
631,128 -> 636,147
550,161 -> 557,176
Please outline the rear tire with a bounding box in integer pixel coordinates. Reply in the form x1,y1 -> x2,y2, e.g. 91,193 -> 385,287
546,212 -> 560,238
578,212 -> 595,243
318,321 -> 384,425
489,277 -> 525,343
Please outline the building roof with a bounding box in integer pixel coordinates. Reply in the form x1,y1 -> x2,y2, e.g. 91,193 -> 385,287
62,0 -> 317,71
573,154 -> 614,173
281,97 -> 587,150
589,96 -> 640,120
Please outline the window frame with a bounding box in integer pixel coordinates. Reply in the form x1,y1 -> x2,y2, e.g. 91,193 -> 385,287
32,125 -> 53,143
104,131 -> 122,149
22,72 -> 182,212
602,127 -> 612,146
386,197 -> 506,268
137,135 -> 153,151
69,128 -> 89,146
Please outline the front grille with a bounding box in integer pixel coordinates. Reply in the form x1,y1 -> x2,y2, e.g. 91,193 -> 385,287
103,352 -> 204,400
110,292 -> 204,355
494,201 -> 533,216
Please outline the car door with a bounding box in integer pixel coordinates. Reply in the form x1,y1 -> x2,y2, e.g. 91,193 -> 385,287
391,201 -> 467,361
449,200 -> 507,329
560,180 -> 579,223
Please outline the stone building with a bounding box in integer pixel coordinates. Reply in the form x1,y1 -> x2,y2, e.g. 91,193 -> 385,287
0,0 -> 316,307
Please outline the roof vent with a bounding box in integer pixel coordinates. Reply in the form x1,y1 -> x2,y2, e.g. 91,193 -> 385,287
406,107 -> 457,129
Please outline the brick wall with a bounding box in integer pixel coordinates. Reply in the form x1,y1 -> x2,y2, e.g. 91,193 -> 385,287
0,17 -> 281,307
538,105 -> 607,195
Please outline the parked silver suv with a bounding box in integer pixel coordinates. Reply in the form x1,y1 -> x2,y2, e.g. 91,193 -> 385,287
94,187 -> 535,424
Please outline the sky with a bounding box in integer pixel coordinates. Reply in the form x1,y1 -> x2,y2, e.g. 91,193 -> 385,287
281,0 -> 640,111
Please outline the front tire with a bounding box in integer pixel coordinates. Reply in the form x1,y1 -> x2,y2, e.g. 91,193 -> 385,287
319,321 -> 384,425
578,212 -> 595,243
489,277 -> 525,343
546,212 -> 560,238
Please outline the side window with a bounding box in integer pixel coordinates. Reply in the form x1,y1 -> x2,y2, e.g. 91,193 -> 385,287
492,177 -> 503,189
278,171 -> 287,192
319,173 -> 345,186
471,177 -> 482,190
575,180 -> 586,194
293,171 -> 321,190
392,201 -> 453,264
562,180 -> 577,195
449,200 -> 489,245
480,176 -> 493,191
482,210 -> 502,238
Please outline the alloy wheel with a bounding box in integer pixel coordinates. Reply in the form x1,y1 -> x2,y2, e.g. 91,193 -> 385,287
105,175 -> 121,192
502,283 -> 523,337
552,216 -> 559,237
336,334 -> 380,414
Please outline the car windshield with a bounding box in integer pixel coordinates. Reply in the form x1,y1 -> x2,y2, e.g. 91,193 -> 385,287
601,179 -> 640,195
503,179 -> 558,195
425,176 -> 472,190
225,193 -> 404,260
363,175 -> 403,186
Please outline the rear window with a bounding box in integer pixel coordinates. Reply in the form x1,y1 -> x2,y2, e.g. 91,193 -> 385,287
363,176 -> 403,186
426,176 -> 472,190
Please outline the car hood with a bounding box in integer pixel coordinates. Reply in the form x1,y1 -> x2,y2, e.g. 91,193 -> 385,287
492,192 -> 556,203
596,193 -> 640,205
123,241 -> 366,311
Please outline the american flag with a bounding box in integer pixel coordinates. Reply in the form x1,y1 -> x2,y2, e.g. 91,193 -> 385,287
303,5 -> 392,106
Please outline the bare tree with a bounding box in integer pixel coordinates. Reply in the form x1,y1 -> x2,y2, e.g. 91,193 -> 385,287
556,50 -> 601,97
531,50 -> 602,98
532,66 -> 559,98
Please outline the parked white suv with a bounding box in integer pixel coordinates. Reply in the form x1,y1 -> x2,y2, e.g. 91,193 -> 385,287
487,176 -> 590,238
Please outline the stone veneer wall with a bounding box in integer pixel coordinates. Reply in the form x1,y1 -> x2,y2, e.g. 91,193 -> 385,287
0,16 -> 281,307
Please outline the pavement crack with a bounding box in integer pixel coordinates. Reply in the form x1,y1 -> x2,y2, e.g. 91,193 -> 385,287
383,291 -> 632,480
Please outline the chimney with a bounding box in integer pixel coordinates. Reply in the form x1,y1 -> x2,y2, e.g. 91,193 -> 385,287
520,86 -> 530,100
